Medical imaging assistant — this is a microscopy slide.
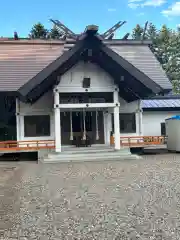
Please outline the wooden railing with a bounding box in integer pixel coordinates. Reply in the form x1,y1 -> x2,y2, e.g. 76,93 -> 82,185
0,140 -> 55,151
0,136 -> 166,152
110,136 -> 166,147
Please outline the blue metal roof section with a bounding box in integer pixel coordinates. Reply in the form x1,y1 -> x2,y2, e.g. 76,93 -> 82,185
166,115 -> 180,120
142,99 -> 180,108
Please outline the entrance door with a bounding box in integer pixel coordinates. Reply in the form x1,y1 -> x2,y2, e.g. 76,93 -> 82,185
60,111 -> 104,145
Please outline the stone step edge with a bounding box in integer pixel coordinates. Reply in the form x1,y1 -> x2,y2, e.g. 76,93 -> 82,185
41,154 -> 141,163
45,152 -> 134,160
47,149 -> 129,157
48,147 -> 129,153
47,151 -> 131,159
38,147 -> 119,154
50,148 -> 115,153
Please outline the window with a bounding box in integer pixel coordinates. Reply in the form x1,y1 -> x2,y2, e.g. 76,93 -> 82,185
82,78 -> 91,88
24,115 -> 50,137
120,113 -> 136,133
111,113 -> 136,133
161,122 -> 166,136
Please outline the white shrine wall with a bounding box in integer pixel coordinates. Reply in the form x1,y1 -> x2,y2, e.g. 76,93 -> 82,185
16,61 -> 142,142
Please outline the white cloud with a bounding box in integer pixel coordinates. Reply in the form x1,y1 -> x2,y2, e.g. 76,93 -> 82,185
128,0 -> 143,2
128,3 -> 140,8
128,0 -> 166,8
162,2 -> 180,17
128,0 -> 143,8
142,0 -> 166,7
107,8 -> 117,11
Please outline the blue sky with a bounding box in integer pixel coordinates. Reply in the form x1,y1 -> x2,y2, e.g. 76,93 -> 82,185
0,0 -> 179,37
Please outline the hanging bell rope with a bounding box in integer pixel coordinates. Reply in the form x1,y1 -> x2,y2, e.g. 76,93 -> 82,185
82,109 -> 86,140
96,109 -> 99,141
70,111 -> 73,141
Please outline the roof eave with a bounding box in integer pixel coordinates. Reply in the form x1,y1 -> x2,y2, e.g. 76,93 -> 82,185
143,107 -> 180,111
103,39 -> 152,45
17,33 -> 164,103
100,44 -> 163,94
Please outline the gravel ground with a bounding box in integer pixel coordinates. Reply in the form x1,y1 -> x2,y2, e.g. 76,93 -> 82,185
1,154 -> 180,239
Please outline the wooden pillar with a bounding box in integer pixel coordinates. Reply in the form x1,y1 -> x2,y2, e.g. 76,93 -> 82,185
104,111 -> 112,145
138,100 -> 143,136
54,89 -> 61,152
113,89 -> 120,150
16,98 -> 20,141
107,112 -> 112,145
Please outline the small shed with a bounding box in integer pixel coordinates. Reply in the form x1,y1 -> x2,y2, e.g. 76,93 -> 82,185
166,115 -> 180,151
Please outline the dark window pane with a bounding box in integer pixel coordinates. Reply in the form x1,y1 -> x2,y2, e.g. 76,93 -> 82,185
72,112 -> 81,132
161,122 -> 166,136
111,113 -> 136,134
59,93 -> 113,103
82,78 -> 91,88
24,115 -> 50,137
111,114 -> 114,134
120,113 -> 136,133
85,112 -> 92,132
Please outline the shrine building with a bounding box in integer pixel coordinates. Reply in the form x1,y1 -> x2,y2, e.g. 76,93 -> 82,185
0,22 -> 172,155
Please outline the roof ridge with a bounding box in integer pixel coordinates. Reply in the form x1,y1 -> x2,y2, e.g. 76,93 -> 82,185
0,37 -> 152,45
0,39 -> 65,45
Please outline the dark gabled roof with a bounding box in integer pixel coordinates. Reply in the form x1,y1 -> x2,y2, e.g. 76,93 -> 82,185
18,38 -> 85,98
17,29 -> 166,103
0,40 -> 64,91
0,35 -> 172,95
63,38 -> 172,91
100,44 -> 161,93
111,45 -> 172,91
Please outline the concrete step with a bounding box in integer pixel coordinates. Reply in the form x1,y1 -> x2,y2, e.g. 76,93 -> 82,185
47,148 -> 130,159
50,147 -> 118,155
42,153 -> 141,163
41,148 -> 140,163
62,145 -> 113,150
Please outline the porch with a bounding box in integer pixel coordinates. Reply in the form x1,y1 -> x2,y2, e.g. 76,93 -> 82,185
53,88 -> 121,152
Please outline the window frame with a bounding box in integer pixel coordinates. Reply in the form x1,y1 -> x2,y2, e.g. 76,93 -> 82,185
120,113 -> 136,134
24,115 -> 51,137
111,113 -> 136,134
160,122 -> 166,136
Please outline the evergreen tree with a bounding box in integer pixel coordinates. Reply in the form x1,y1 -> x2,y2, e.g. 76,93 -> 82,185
49,25 -> 63,39
131,24 -> 144,40
159,25 -> 172,43
163,33 -> 180,93
30,22 -> 48,39
157,25 -> 174,69
146,23 -> 157,40
131,23 -> 180,93
145,23 -> 160,60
